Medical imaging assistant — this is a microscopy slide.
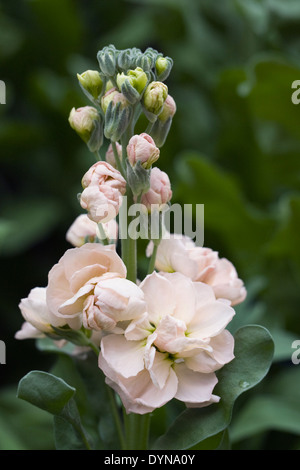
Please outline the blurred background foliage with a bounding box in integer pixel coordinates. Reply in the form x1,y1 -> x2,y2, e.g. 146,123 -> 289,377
1,0 -> 300,450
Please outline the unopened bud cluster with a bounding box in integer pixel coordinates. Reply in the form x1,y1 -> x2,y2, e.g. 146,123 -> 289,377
68,45 -> 176,156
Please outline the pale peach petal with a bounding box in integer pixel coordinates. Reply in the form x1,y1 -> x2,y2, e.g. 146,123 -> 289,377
153,314 -> 186,353
125,313 -> 154,341
58,283 -> 95,316
46,243 -> 126,329
174,362 -> 218,405
83,295 -> 116,331
187,300 -> 235,339
146,350 -> 173,390
100,334 -> 145,378
15,321 -> 46,340
99,354 -> 178,414
140,272 -> 175,324
94,278 -> 146,322
186,394 -> 220,408
159,272 -> 197,324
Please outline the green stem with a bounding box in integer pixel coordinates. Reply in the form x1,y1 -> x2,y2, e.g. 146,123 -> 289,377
106,388 -> 127,450
111,141 -> 126,179
145,120 -> 155,135
119,189 -> 137,283
147,242 -> 158,275
94,150 -> 104,161
124,413 -> 151,450
88,340 -> 126,450
97,223 -> 109,245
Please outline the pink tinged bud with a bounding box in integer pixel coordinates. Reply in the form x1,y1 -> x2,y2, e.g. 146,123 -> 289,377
101,88 -> 129,114
80,161 -> 126,223
158,94 -> 176,122
141,167 -> 172,211
143,81 -> 168,117
68,106 -> 99,143
127,133 -> 160,169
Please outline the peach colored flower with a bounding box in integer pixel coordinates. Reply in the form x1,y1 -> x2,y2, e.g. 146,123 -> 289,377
99,272 -> 235,414
46,243 -> 127,330
147,234 -> 246,306
83,276 -> 146,332
66,214 -> 118,246
140,167 -> 172,211
80,161 -> 126,223
16,287 -> 56,339
127,133 -> 160,169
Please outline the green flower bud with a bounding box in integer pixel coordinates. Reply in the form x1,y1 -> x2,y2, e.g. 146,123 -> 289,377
150,117 -> 172,148
135,54 -> 152,72
97,45 -> 117,77
126,160 -> 151,197
101,90 -> 132,142
69,106 -> 103,152
142,81 -> 168,122
117,48 -> 134,71
149,95 -> 176,147
104,101 -> 132,142
155,56 -> 173,81
77,70 -> 103,100
117,67 -> 148,95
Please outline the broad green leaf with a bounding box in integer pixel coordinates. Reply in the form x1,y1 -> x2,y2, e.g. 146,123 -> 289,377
152,325 -> 274,450
17,370 -> 93,450
17,370 -> 76,415
53,415 -> 90,450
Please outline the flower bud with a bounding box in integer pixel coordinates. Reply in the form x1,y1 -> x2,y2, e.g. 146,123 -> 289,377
150,95 -> 176,147
80,161 -> 126,223
68,106 -> 103,152
157,94 -> 176,122
142,81 -> 168,122
155,56 -> 173,81
140,167 -> 172,212
126,160 -> 151,197
101,89 -> 132,142
116,67 -> 148,103
127,133 -> 159,169
117,48 -> 134,71
97,44 -> 117,77
77,70 -> 103,100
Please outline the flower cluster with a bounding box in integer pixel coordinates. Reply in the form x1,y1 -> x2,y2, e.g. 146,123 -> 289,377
16,46 -> 247,417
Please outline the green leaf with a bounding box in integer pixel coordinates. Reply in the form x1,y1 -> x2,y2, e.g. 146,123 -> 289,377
17,370 -> 76,415
17,370 -> 92,450
152,325 -> 274,450
53,415 -> 89,450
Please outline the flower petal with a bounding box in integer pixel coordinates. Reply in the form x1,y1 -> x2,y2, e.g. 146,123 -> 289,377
100,334 -> 145,378
99,354 -> 178,414
174,362 -> 218,405
187,299 -> 235,339
140,272 -> 175,324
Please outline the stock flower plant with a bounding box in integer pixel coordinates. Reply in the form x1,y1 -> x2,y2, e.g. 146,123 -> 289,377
15,45 -> 274,451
